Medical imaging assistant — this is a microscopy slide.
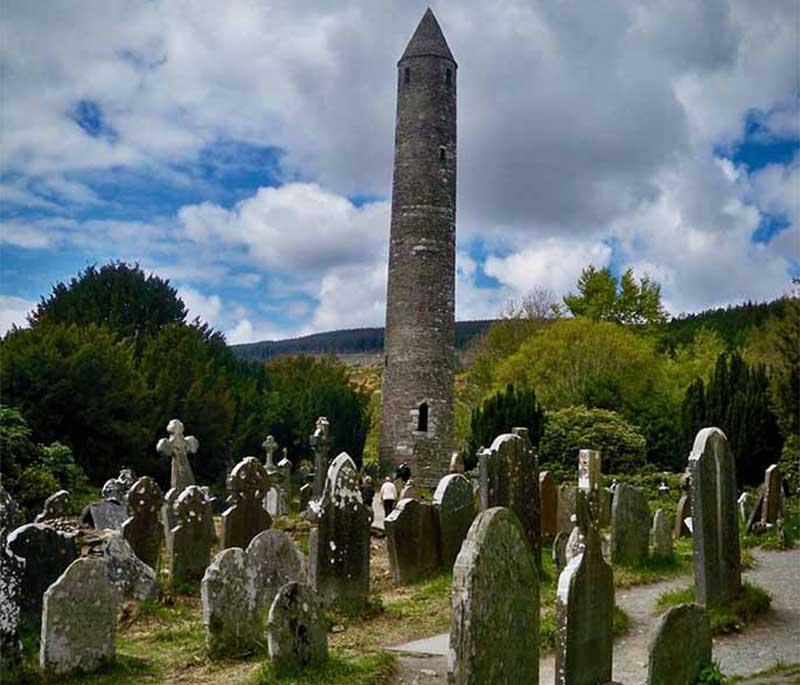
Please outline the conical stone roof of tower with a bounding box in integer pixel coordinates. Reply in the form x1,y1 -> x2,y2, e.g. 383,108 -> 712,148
399,8 -> 456,64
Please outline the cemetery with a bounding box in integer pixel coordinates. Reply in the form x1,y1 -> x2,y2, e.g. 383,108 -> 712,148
1,6 -> 798,685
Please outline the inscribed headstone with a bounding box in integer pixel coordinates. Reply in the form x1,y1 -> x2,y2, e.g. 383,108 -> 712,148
386,498 -> 441,584
433,473 -> 475,568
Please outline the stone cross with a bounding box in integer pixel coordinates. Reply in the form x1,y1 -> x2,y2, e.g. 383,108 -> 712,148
449,507 -> 539,684
689,427 -> 742,608
310,417 -> 330,498
157,419 -> 199,492
221,457 -> 272,551
262,435 -> 279,471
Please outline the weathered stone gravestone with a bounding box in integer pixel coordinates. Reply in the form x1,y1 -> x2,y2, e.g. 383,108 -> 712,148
157,418 -> 199,492
652,509 -> 673,559
104,534 -> 158,603
478,431 -> 541,568
557,484 -> 577,534
170,485 -> 214,586
690,427 -> 742,607
555,525 -> 614,685
433,474 -> 475,568
162,487 -> 179,555
0,485 -> 20,536
310,416 -> 331,498
82,498 -> 128,530
265,485 -> 290,518
598,486 -> 613,528
552,530 -> 568,573
577,449 -> 601,493
386,498 -> 441,584
647,604 -> 711,685
221,456 -> 272,551
263,434 -> 279,472
267,581 -> 327,676
0,540 -> 24,670
40,557 -> 116,677
737,492 -> 752,525
675,492 -> 692,538
35,489 -> 70,523
202,529 -> 305,658
399,479 -> 420,500
539,471 -> 558,541
762,464 -> 783,525
610,483 -> 650,564
299,483 -> 313,513
449,507 -> 539,685
308,452 -> 371,608
101,468 -> 137,503
122,475 -> 163,570
449,451 -> 465,474
6,523 -> 78,625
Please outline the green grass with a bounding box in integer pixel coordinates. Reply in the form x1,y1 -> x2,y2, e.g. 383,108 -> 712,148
613,539 -> 693,588
728,661 -> 800,683
539,604 -> 629,653
654,582 -> 772,635
384,573 -> 452,619
253,650 -> 395,685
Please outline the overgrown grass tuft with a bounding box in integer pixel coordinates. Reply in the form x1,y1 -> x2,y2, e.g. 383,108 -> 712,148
654,582 -> 771,635
253,650 -> 395,685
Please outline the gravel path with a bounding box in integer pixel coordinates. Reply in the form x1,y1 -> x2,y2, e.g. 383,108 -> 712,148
389,548 -> 800,684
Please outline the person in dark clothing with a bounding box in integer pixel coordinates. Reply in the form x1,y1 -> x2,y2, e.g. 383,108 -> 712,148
360,476 -> 375,509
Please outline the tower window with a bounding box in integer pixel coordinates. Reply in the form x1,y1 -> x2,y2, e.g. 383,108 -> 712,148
417,402 -> 429,432
439,146 -> 446,162
404,67 -> 410,84
445,68 -> 452,88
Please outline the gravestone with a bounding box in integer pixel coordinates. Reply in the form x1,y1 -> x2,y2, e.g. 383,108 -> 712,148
737,492 -> 752,525
762,464 -> 783,524
564,491 -> 591,564
552,531 -> 568,573
689,428 -> 742,607
386,498 -> 441,584
449,507 -> 539,685
308,452 -> 371,608
675,493 -> 692,538
598,486 -> 613,528
577,449 -> 601,493
40,557 -> 116,677
557,484 -> 577,534
539,471 -> 558,541
267,581 -> 327,676
555,525 -> 614,685
162,487 -> 179,556
610,483 -> 650,564
6,523 -> 78,625
310,417 -> 330,498
450,451 -> 465,474
0,485 -> 20,536
478,431 -> 541,568
101,468 -> 136,503
35,489 -> 70,523
221,456 -> 272,551
652,509 -> 673,559
433,474 -> 475,568
82,499 -> 128,530
745,490 -> 765,534
157,418 -> 199,492
263,434 -> 279,472
400,479 -> 420,500
564,526 -> 585,565
202,529 -> 305,658
647,604 -> 711,685
0,542 -> 24,670
170,485 -> 214,586
265,486 -> 290,518
299,483 -> 313,512
122,476 -> 163,570
104,534 -> 158,603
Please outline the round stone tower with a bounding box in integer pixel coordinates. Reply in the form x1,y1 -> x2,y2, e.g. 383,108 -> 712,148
379,9 -> 457,487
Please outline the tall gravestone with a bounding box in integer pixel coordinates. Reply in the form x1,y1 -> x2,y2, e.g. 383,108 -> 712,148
555,525 -> 614,685
35,489 -> 70,523
40,557 -> 116,677
479,431 -> 541,568
170,486 -> 214,587
577,449 -> 601,493
449,507 -> 539,685
675,470 -> 692,537
103,534 -> 158,603
386,498 -> 441,584
689,428 -> 742,607
122,476 -> 163,570
539,471 -> 558,541
610,483 -> 650,564
202,529 -> 305,658
157,418 -> 199,492
6,523 -> 78,626
652,508 -> 673,559
762,464 -> 783,525
308,452 -> 371,608
0,488 -> 24,671
0,485 -> 19,536
310,417 -> 330,498
557,484 -> 577,534
647,604 -> 711,685
268,581 -> 328,676
221,456 -> 272,550
433,474 -> 475,568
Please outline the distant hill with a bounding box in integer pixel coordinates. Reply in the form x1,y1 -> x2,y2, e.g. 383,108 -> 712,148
231,320 -> 496,362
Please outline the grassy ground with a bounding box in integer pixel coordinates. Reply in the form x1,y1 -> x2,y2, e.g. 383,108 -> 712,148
729,661 -> 800,684
654,582 -> 772,635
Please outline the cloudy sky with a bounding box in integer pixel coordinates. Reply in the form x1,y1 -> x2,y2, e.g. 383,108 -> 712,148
1,1 -> 797,342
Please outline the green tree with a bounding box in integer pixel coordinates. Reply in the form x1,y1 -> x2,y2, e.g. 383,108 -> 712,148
539,406 -> 647,474
563,265 -> 668,326
30,262 -> 188,346
465,384 -> 545,466
0,405 -> 39,485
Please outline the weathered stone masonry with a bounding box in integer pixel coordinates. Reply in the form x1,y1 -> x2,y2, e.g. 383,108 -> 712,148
380,9 -> 457,487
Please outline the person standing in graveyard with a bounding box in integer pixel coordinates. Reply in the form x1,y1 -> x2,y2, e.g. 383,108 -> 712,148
361,476 -> 375,509
380,477 -> 397,516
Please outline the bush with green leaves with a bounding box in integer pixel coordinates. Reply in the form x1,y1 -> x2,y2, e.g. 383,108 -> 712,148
539,406 -> 647,473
